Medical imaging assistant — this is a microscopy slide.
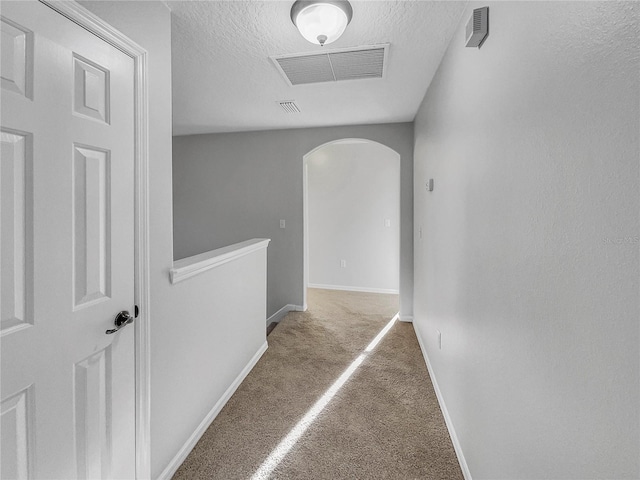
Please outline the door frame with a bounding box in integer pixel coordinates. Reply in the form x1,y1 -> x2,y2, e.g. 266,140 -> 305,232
39,1 -> 151,478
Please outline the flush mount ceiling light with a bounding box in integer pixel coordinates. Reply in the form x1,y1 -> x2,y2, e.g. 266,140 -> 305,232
290,0 -> 353,47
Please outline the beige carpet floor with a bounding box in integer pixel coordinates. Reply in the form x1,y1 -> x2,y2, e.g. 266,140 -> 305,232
172,288 -> 463,479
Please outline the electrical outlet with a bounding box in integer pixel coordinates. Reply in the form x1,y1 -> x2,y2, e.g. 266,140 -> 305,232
340,259 -> 347,268
436,330 -> 442,349
279,219 -> 286,229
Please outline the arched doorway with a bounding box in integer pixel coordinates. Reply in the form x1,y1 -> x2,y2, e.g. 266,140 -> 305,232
303,139 -> 401,310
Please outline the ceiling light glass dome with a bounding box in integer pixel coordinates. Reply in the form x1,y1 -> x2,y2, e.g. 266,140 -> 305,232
291,1 -> 353,46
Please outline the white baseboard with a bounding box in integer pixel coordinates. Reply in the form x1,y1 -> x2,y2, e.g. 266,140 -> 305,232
399,315 -> 413,323
157,341 -> 268,480
266,304 -> 295,325
266,304 -> 304,325
413,323 -> 472,480
308,283 -> 399,295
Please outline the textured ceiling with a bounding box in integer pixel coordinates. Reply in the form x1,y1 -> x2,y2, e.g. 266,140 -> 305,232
167,1 -> 467,135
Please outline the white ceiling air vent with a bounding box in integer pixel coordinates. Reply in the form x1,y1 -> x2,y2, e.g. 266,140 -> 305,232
271,44 -> 389,86
278,100 -> 301,113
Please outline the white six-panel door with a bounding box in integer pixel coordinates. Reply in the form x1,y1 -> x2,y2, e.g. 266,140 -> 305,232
1,1 -> 136,478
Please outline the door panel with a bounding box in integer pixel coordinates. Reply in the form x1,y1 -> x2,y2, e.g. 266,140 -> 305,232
0,2 -> 135,478
72,144 -> 111,309
0,384 -> 35,479
1,129 -> 33,335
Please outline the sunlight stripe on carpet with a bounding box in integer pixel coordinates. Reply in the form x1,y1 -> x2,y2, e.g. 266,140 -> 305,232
250,313 -> 399,480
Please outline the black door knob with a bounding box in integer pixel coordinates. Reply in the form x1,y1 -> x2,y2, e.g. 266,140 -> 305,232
106,310 -> 134,334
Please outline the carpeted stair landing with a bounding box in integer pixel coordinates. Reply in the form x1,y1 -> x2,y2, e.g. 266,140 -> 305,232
172,288 -> 463,479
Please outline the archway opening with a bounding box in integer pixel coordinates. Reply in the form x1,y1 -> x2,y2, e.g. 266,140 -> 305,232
303,138 -> 401,310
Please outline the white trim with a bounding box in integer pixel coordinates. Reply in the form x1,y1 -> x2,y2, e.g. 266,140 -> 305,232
40,0 -> 146,56
38,2 -> 151,478
303,161 -> 309,315
413,322 -> 472,480
266,304 -> 306,325
399,315 -> 413,323
170,239 -> 271,284
308,284 -> 399,295
157,342 -> 269,480
267,304 -> 296,325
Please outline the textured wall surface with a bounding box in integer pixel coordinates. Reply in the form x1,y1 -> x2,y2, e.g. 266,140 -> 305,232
173,123 -> 414,319
307,141 -> 400,292
413,2 -> 639,478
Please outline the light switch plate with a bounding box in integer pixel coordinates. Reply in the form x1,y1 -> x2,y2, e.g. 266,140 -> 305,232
427,179 -> 434,192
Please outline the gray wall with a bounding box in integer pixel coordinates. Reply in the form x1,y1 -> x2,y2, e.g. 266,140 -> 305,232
307,141 -> 400,293
173,123 -> 414,319
413,2 -> 639,479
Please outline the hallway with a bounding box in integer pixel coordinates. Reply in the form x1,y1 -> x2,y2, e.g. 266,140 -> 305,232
173,289 -> 462,479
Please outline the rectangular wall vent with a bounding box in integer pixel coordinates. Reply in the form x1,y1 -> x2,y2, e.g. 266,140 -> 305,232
465,7 -> 489,48
278,100 -> 301,113
271,44 -> 389,86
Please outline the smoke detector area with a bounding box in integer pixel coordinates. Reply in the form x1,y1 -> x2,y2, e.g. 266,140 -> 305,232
465,6 -> 489,48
